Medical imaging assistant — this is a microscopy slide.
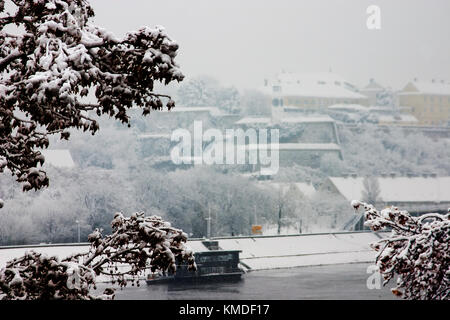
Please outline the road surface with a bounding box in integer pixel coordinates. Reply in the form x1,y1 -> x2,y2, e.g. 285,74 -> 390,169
100,263 -> 396,300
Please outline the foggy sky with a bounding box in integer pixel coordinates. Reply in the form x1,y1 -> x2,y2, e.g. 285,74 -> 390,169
89,0 -> 450,90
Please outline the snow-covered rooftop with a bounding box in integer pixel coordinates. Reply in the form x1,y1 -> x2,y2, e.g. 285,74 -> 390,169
172,106 -> 223,115
361,79 -> 384,91
399,80 -> 450,95
138,133 -> 172,140
328,176 -> 450,203
328,104 -> 397,113
243,143 -> 341,151
40,149 -> 75,168
132,106 -> 224,116
0,232 -> 385,272
262,72 -> 367,99
235,117 -> 271,125
217,232 -> 384,270
328,104 -> 369,112
279,115 -> 335,123
236,115 -> 335,125
377,114 -> 418,123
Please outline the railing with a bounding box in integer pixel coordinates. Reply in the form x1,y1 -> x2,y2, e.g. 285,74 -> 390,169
0,230 -> 380,250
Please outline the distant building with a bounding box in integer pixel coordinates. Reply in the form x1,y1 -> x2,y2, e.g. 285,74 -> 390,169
261,72 -> 369,116
398,79 -> 450,126
234,115 -> 343,168
236,115 -> 340,143
360,78 -> 385,106
326,104 -> 419,126
376,113 -> 419,126
321,175 -> 450,215
40,149 -> 75,168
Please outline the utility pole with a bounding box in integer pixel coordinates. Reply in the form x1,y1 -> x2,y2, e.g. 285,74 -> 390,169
205,204 -> 211,239
75,220 -> 80,243
277,206 -> 282,235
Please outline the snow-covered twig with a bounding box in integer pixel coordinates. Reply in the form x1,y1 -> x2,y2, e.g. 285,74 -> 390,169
352,200 -> 450,300
0,0 -> 184,193
0,212 -> 196,300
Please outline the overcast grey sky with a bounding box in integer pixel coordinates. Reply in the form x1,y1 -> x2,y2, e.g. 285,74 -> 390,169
90,0 -> 450,90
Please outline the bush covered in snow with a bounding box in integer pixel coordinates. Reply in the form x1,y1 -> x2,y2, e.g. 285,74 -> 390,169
352,200 -> 449,300
0,212 -> 196,300
0,0 -> 183,192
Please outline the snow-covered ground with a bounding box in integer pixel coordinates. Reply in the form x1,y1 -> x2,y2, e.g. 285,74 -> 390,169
0,231 -> 384,273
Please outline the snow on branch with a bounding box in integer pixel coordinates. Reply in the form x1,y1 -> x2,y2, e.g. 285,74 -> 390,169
352,200 -> 450,300
0,0 -> 183,192
0,212 -> 196,300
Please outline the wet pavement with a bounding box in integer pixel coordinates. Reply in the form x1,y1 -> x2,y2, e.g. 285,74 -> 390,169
101,263 -> 397,300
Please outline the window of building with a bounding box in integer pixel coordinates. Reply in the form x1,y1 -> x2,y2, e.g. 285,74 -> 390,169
272,98 -> 279,107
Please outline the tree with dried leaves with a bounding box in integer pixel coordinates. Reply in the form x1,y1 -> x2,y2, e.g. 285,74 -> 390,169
0,0 -> 183,192
0,212 -> 196,300
352,200 -> 449,300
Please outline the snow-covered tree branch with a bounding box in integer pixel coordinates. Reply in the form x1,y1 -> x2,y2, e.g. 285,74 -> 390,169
0,212 -> 196,300
352,200 -> 449,300
0,0 -> 183,192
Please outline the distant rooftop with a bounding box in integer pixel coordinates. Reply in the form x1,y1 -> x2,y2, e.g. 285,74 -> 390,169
328,104 -> 369,112
131,106 -> 224,116
243,143 -> 341,151
328,176 -> 450,203
361,78 -> 384,91
377,114 -> 418,124
262,72 -> 367,99
236,115 -> 335,125
399,79 -> 450,95
40,149 -> 75,168
235,117 -> 271,125
138,133 -> 172,140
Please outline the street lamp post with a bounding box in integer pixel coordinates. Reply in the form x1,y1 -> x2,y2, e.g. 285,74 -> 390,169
205,204 -> 211,239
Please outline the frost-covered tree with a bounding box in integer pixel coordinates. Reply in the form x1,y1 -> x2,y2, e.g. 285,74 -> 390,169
176,77 -> 209,106
0,0 -> 183,192
361,176 -> 381,205
339,125 -> 450,176
176,76 -> 240,113
352,200 -> 450,300
239,89 -> 271,116
0,212 -> 196,300
375,89 -> 394,107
